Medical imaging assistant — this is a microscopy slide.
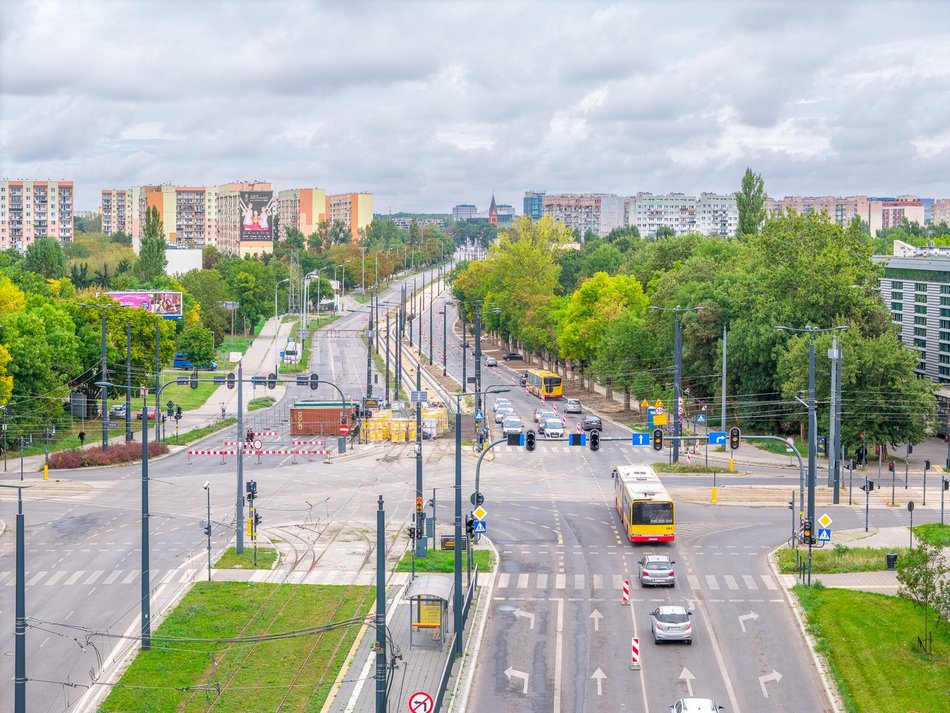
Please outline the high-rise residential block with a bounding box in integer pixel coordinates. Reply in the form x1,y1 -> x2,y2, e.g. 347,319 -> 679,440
101,189 -> 129,236
765,195 -> 870,229
541,193 -> 624,237
216,181 -> 274,257
328,192 -> 373,242
868,197 -> 925,234
278,188 -> 328,238
0,180 -> 73,249
628,192 -> 737,237
933,199 -> 950,226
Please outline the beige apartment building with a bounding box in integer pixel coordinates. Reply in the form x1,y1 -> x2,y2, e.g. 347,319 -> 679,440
0,180 -> 74,249
765,195 -> 869,229
933,199 -> 950,226
278,187 -> 328,238
101,189 -> 129,236
542,193 -> 624,237
215,181 -> 274,257
328,192 -> 374,242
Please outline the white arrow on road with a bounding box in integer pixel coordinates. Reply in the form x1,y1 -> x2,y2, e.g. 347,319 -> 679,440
738,611 -> 759,633
589,609 -> 603,632
504,666 -> 529,694
513,608 -> 535,629
591,668 -> 606,696
759,669 -> 783,698
679,668 -> 696,697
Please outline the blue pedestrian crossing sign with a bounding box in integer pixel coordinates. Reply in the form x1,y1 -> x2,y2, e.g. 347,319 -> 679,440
631,432 -> 650,446
709,431 -> 727,445
696,413 -> 706,423
817,528 -> 832,542
474,410 -> 484,422
473,520 -> 487,534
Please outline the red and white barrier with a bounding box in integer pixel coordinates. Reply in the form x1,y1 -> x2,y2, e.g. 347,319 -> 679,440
291,440 -> 327,446
188,449 -> 237,455
621,579 -> 630,605
631,637 -> 640,670
576,422 -> 582,433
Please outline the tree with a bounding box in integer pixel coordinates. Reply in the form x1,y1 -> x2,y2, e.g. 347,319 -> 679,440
736,167 -> 766,236
23,237 -> 67,279
180,268 -> 230,342
655,225 -> 676,239
896,542 -> 948,652
177,324 -> 216,367
137,206 -> 168,281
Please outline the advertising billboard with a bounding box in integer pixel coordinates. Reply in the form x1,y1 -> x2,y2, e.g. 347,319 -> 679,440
240,190 -> 276,241
107,291 -> 183,318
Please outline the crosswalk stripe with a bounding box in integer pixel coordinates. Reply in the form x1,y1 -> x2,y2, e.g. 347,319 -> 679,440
723,575 -> 739,590
104,571 -> 121,585
687,574 -> 701,590
27,571 -> 48,586
517,574 -> 529,589
742,575 -> 757,590
761,575 -> 777,590
64,571 -> 84,586
705,574 -> 719,590
574,574 -> 585,589
121,571 -> 137,585
44,571 -> 66,586
613,574 -> 623,590
0,572 -> 10,586
555,574 -> 566,589
160,570 -> 175,584
537,573 -> 547,589
497,573 -> 510,588
85,570 -> 104,585
592,574 -> 603,589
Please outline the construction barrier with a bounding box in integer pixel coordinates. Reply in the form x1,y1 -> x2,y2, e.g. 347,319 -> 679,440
622,579 -> 630,605
188,450 -> 238,455
631,637 -> 640,670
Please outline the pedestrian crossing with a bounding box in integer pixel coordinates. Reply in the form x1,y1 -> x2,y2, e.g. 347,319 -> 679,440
0,567 -> 201,588
489,570 -> 779,594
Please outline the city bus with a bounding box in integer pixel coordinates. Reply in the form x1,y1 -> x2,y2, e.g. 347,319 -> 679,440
524,369 -> 563,400
613,465 -> 675,542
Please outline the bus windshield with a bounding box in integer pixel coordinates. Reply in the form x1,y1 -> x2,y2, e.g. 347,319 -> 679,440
632,501 -> 673,525
543,377 -> 562,388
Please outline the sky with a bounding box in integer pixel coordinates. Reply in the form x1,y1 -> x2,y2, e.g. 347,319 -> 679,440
1,0 -> 948,213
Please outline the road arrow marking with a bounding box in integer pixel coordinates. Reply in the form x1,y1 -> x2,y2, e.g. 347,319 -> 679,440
589,609 -> 603,632
514,608 -> 535,629
504,666 -> 529,694
591,668 -> 606,696
679,667 -> 695,697
738,611 -> 759,633
758,669 -> 783,698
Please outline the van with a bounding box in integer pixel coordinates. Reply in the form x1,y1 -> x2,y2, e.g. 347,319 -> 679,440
173,352 -> 218,370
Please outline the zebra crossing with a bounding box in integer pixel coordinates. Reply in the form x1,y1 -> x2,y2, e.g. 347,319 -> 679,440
0,567 -> 201,588
489,570 -> 780,594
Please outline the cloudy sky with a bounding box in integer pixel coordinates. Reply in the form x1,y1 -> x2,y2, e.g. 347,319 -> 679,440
1,0 -> 948,213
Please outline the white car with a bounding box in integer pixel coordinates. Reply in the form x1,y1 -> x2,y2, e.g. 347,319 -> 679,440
492,398 -> 512,413
485,356 -> 498,367
502,415 -> 524,435
494,406 -> 515,424
541,418 -> 563,439
669,699 -> 723,713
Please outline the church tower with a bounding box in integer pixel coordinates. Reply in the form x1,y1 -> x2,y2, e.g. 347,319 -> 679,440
488,194 -> 498,226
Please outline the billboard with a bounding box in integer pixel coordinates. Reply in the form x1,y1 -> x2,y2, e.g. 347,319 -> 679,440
240,190 -> 276,241
107,291 -> 183,318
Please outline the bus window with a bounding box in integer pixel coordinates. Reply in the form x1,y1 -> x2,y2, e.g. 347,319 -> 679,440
633,501 -> 673,525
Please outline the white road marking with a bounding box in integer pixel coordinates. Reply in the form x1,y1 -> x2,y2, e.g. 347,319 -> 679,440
554,597 -> 564,713
84,570 -> 104,585
64,571 -> 84,586
742,575 -> 758,590
705,574 -> 719,590
761,575 -> 778,590
44,571 -> 66,586
687,574 -> 701,589
517,574 -> 529,589
497,573 -> 510,588
555,574 -> 566,589
592,574 -> 603,589
536,573 -> 547,589
574,574 -> 585,589
724,575 -> 739,590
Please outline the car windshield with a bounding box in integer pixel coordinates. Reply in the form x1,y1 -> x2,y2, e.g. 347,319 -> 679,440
646,561 -> 670,571
541,412 -> 557,420
656,610 -> 689,623
544,419 -> 561,429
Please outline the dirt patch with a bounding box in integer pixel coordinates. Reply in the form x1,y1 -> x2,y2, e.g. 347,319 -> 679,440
673,484 -> 843,507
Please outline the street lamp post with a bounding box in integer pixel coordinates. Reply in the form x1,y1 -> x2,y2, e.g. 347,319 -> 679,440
203,481 -> 212,581
274,278 -> 289,374
79,302 -> 118,451
361,247 -> 367,293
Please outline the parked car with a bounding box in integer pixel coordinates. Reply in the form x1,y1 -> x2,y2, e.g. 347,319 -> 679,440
638,554 -> 676,587
564,398 -> 582,414
502,352 -> 523,361
494,406 -> 516,424
669,699 -> 723,713
651,605 -> 692,644
492,398 -> 512,413
580,415 -> 603,431
485,356 -> 498,367
173,352 -> 218,370
502,415 -> 524,436
109,404 -> 127,418
135,406 -> 158,421
541,418 -> 564,439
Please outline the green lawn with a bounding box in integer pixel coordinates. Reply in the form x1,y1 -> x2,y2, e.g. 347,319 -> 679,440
214,546 -> 277,570
913,523 -> 950,547
395,547 -> 494,572
653,462 -> 727,474
159,372 -> 222,411
175,418 -> 237,446
777,544 -> 910,574
247,397 -> 276,411
100,582 -> 373,712
795,585 -> 950,713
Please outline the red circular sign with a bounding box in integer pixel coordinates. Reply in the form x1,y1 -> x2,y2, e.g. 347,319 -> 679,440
339,425 -> 350,435
408,691 -> 433,712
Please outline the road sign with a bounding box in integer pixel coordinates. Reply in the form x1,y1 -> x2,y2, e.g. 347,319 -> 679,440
696,413 -> 706,423
709,431 -> 727,445
473,520 -> 487,534
817,528 -> 832,542
474,410 -> 484,422
253,439 -> 263,451
105,421 -> 118,428
280,351 -> 285,358
408,690 -> 434,712
817,513 -> 833,529
631,432 -> 650,446
410,390 -> 428,403
470,491 -> 484,507
339,424 -> 350,435
473,505 -> 487,520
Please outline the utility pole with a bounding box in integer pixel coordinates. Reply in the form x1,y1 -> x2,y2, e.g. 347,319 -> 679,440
375,495 -> 388,713
366,298 -> 374,398
453,400 -> 463,656
474,310 -> 483,415
834,338 -> 843,503
236,360 -> 245,554
443,301 -> 448,377
3,482 -> 28,713
415,367 -> 425,558
154,321 -> 161,443
461,310 -> 467,393
429,285 -> 434,365
126,324 -> 133,442
650,305 -> 701,464
385,311 -> 391,404
721,323 -> 727,429
140,401 -> 151,649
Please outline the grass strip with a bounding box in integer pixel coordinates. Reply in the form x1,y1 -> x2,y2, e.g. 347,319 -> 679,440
247,397 -> 276,412
395,547 -> 494,572
777,544 -> 910,574
794,585 -> 950,713
214,546 -> 277,570
100,582 -> 373,712
280,315 -> 340,374
913,523 -> 950,547
653,463 -> 728,474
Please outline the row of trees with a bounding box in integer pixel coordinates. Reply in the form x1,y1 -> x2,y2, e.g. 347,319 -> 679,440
451,198 -> 935,450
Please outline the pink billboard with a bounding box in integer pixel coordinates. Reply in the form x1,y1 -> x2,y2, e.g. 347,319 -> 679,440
107,291 -> 183,318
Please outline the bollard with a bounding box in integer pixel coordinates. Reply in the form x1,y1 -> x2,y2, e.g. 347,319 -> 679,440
43,464 -> 48,481
631,637 -> 640,670
711,487 -> 718,504
621,579 -> 630,605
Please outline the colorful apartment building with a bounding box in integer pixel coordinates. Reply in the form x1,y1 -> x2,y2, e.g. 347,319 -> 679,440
278,188 -> 328,238
215,182 -> 275,257
765,195 -> 869,229
0,180 -> 73,249
933,199 -> 950,226
625,192 -> 737,237
542,193 -> 624,237
328,192 -> 374,242
868,197 -> 925,234
101,189 -> 129,236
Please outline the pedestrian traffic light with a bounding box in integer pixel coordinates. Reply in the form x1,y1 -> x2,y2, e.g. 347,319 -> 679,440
254,511 -> 262,526
525,429 -> 536,452
925,459 -> 931,470
652,428 -> 663,451
589,430 -> 600,452
888,461 -> 895,473
861,480 -> 876,492
246,480 -> 257,498
416,496 -> 424,513
818,436 -> 827,454
908,444 -> 914,455
227,372 -> 236,390
190,370 -> 199,390
407,526 -> 417,540
309,373 -> 319,390
729,427 -> 741,450
267,372 -> 277,390
943,477 -> 949,491
203,523 -> 211,537
465,514 -> 475,537
175,405 -> 183,420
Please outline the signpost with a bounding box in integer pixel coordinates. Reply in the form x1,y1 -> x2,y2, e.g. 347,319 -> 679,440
340,424 -> 350,435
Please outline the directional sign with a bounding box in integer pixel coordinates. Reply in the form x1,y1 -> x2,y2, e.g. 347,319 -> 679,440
817,513 -> 833,529
696,413 -> 706,423
339,424 -> 350,435
410,390 -> 428,403
473,505 -> 487,520
279,351 -> 286,358
407,690 -> 434,712
709,431 -> 727,445
473,520 -> 487,534
817,528 -> 832,542
105,421 -> 119,428
631,432 -> 651,446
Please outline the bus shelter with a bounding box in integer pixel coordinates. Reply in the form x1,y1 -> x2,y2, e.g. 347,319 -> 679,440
405,574 -> 453,650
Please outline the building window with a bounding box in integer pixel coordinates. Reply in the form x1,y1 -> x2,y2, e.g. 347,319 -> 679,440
891,281 -> 903,289
916,283 -> 928,292
915,338 -> 927,348
941,285 -> 950,295
892,302 -> 903,311
942,331 -> 950,342
942,296 -> 950,306
916,305 -> 928,315
917,294 -> 929,303
916,316 -> 928,325
893,313 -> 903,322
916,327 -> 928,337
892,291 -> 903,301
940,354 -> 950,364
941,366 -> 950,377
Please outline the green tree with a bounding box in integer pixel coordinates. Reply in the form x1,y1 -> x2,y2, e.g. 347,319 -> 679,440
177,324 -> 216,367
736,167 -> 766,236
655,225 -> 676,239
23,237 -> 67,279
137,206 -> 168,281
180,269 -> 230,342
896,542 -> 948,651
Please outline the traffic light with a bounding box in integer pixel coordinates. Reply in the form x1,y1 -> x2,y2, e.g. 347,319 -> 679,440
861,480 -> 876,492
652,428 -> 663,451
227,372 -> 236,390
190,370 -> 199,390
818,437 -> 827,455
465,513 -> 475,537
341,411 -> 348,425
943,477 -> 949,491
175,405 -> 183,420
254,511 -> 262,526
802,518 -> 813,545
416,496 -> 424,513
246,480 -> 257,498
309,373 -> 319,390
203,523 -> 211,537
907,443 -> 914,455
525,429 -> 536,452
729,427 -> 741,450
888,461 -> 895,473
166,401 -> 174,418
407,526 -> 417,540
267,372 -> 277,390
589,430 -> 600,452
925,459 -> 931,470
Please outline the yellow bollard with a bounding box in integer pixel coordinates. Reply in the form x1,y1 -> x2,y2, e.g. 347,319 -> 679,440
43,464 -> 48,481
729,458 -> 735,473
711,487 -> 718,504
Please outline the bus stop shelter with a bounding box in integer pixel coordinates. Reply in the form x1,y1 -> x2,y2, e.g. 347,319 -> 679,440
405,574 -> 453,650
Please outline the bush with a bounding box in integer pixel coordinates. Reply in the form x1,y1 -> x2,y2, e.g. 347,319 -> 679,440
49,441 -> 169,469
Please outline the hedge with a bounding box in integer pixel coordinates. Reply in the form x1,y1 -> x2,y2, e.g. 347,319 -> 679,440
49,441 -> 170,469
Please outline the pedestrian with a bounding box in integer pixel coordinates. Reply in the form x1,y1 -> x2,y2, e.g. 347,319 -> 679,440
246,428 -> 254,443
220,403 -> 226,419
78,430 -> 86,447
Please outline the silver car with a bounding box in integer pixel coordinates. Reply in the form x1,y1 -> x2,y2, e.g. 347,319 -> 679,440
502,415 -> 524,435
637,554 -> 676,587
651,605 -> 692,644
541,418 -> 563,439
564,398 -> 582,413
492,398 -> 512,413
494,406 -> 515,423
669,699 -> 723,713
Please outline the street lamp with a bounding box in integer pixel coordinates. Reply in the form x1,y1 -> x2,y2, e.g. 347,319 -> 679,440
79,302 -> 119,452
203,481 -> 212,582
274,278 -> 290,374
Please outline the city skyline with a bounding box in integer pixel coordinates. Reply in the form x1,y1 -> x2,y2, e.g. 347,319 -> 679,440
1,0 -> 948,213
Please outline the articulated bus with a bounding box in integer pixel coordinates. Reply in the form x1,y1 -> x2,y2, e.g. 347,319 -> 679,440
613,465 -> 675,543
524,369 -> 563,400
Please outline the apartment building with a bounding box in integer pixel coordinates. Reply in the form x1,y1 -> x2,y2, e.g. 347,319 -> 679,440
0,180 -> 74,249
101,189 -> 129,236
523,191 -> 544,220
452,204 -> 477,221
278,188 -> 328,238
389,217 -> 446,231
541,193 -> 624,237
933,199 -> 950,226
765,195 -> 869,229
328,192 -> 374,242
119,185 -> 217,249
868,197 -> 925,235
627,192 -> 738,238
216,181 -> 275,257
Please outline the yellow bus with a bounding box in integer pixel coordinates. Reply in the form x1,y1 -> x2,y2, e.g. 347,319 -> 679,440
613,465 -> 675,543
524,369 -> 563,400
